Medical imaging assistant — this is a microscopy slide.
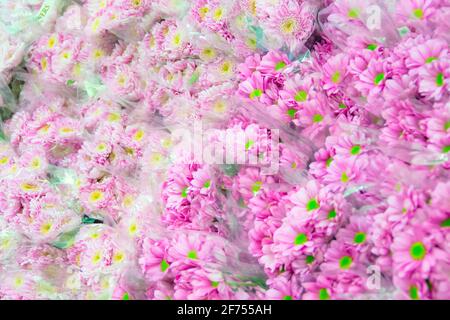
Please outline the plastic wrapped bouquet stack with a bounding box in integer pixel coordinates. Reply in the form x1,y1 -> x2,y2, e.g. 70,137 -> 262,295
0,0 -> 449,300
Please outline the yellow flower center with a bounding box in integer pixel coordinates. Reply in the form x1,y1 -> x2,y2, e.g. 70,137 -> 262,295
93,49 -> 104,59
133,129 -> 144,141
89,190 -> 104,203
150,152 -> 163,165
21,183 -> 39,192
92,252 -> 102,264
30,157 -> 41,169
14,277 -> 24,287
172,33 -> 182,47
59,127 -> 74,134
213,100 -> 227,113
113,252 -> 125,263
199,6 -> 209,19
92,18 -> 101,31
38,124 -> 50,134
107,112 -> 121,122
213,7 -> 223,21
48,36 -> 57,48
220,61 -> 232,74
41,57 -> 48,71
40,222 -> 53,234
161,138 -> 172,149
117,74 -> 127,86
96,143 -> 107,152
0,156 -> 9,165
281,18 -> 297,34
123,195 -> 134,207
131,0 -> 141,6
61,52 -> 71,60
129,223 -> 138,235
200,47 -> 216,60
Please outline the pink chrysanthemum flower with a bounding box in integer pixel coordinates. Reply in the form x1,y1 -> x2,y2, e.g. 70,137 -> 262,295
391,226 -> 447,279
355,59 -> 391,101
322,53 -> 350,94
406,38 -> 448,71
257,50 -> 290,76
417,60 -> 449,101
396,0 -> 438,24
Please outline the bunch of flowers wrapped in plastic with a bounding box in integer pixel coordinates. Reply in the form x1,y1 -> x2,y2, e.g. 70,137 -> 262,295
0,0 -> 448,300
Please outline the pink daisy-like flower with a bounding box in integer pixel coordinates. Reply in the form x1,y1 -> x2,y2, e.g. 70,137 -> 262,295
396,0 -> 438,24
336,216 -> 372,252
265,1 -> 315,48
355,59 -> 391,101
279,73 -> 315,106
302,274 -> 335,300
272,214 -> 320,259
288,180 -> 325,216
238,71 -> 270,103
391,226 -> 447,279
417,60 -> 449,101
167,233 -> 217,270
237,54 -> 261,80
257,50 -> 290,76
265,274 -> 301,300
139,238 -> 171,281
322,53 -> 349,94
321,241 -> 360,273
406,38 -> 448,71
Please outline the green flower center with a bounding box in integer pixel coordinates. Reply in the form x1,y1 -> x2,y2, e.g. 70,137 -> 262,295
319,288 -> 330,300
341,171 -> 349,183
350,145 -> 361,155
181,187 -> 188,198
410,242 -> 426,260
294,90 -> 308,102
374,72 -> 385,85
441,217 -> 450,227
312,114 -> 324,123
122,292 -> 130,300
331,71 -> 341,84
338,102 -> 347,109
283,295 -> 293,300
328,209 -> 337,219
442,145 -> 450,153
413,8 -> 423,19
275,61 -> 286,71
211,281 -> 219,288
287,109 -> 297,119
305,255 -> 315,264
203,180 -> 211,188
367,44 -> 377,51
294,233 -> 308,245
426,56 -> 437,63
354,232 -> 367,244
187,250 -> 198,260
245,139 -> 254,150
306,198 -> 319,211
339,256 -> 353,269
252,181 -> 262,194
348,8 -> 359,19
409,285 -> 420,300
444,121 -> 450,131
160,259 -> 169,272
436,73 -> 444,87
326,157 -> 333,167
249,88 -> 262,99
